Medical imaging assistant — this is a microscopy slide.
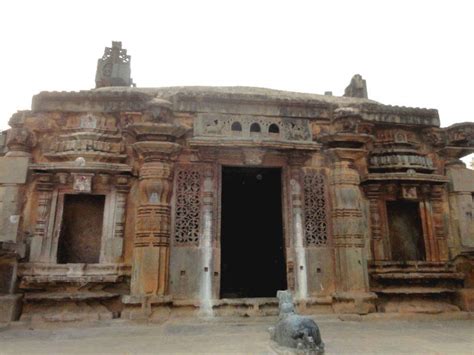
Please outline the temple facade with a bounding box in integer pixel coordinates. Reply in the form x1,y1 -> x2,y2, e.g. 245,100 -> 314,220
0,43 -> 473,322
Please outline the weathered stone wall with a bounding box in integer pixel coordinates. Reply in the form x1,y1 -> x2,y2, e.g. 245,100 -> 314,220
0,86 -> 472,321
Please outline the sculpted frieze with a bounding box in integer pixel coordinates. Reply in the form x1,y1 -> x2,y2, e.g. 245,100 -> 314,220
194,114 -> 312,142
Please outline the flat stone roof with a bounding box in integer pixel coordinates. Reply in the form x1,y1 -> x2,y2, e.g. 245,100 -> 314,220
94,85 -> 378,105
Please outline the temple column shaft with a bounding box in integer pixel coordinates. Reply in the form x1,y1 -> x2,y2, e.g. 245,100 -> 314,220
131,161 -> 173,296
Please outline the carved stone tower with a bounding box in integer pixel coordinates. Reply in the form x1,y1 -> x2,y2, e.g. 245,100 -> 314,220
95,41 -> 134,88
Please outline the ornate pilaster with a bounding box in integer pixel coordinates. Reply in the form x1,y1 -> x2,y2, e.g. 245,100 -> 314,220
129,122 -> 187,298
321,114 -> 376,314
30,173 -> 55,262
106,175 -> 130,263
329,156 -> 376,313
364,184 -> 387,261
427,184 -> 449,261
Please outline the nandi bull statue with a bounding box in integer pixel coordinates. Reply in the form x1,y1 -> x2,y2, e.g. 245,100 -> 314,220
269,290 -> 324,354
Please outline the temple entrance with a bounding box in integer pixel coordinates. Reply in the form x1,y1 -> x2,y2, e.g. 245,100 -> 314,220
220,167 -> 287,298
386,200 -> 426,261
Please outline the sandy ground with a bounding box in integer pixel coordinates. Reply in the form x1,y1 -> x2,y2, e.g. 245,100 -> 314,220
0,315 -> 473,354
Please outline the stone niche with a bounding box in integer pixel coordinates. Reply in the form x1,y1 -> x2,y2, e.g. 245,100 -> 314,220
56,194 -> 106,264
24,171 -> 131,277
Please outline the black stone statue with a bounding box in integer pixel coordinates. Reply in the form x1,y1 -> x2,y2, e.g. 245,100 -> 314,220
269,290 -> 324,354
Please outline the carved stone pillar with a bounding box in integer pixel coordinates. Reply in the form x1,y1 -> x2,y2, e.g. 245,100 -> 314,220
129,122 -> 187,298
328,154 -> 376,314
131,154 -> 176,296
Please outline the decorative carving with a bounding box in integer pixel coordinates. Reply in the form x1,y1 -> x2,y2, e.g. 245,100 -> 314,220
174,167 -> 202,245
6,127 -> 35,152
303,170 -> 328,246
194,114 -> 311,142
401,185 -> 418,200
33,174 -> 54,240
95,41 -> 134,88
242,148 -> 266,165
72,173 -> 93,193
445,123 -> 474,146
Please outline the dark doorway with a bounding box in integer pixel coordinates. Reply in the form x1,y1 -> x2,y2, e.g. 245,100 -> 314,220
386,201 -> 425,261
57,194 -> 105,264
220,167 -> 287,298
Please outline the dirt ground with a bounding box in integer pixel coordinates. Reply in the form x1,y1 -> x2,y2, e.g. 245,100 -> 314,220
0,314 -> 473,354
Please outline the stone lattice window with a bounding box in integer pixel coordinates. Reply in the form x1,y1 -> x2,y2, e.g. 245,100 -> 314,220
303,171 -> 328,246
174,167 -> 201,245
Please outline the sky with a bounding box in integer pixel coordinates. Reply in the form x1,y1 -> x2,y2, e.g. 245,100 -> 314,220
0,0 -> 473,165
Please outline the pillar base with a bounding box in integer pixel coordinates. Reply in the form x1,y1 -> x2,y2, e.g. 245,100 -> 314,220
332,291 -> 377,314
0,294 -> 22,322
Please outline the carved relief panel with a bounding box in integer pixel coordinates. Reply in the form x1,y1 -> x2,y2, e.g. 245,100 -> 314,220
194,114 -> 312,142
302,169 -> 329,246
173,165 -> 203,246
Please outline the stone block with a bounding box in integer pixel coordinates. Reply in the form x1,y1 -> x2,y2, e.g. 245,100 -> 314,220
0,157 -> 29,184
332,292 -> 377,314
0,261 -> 16,293
0,294 -> 22,322
0,186 -> 22,243
306,248 -> 335,296
29,236 -> 44,262
108,237 -> 124,261
448,168 -> 474,192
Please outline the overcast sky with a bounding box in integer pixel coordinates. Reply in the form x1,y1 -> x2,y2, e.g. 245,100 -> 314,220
1,0 -> 473,164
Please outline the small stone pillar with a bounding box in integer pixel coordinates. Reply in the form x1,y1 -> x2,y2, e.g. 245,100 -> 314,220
289,165 -> 307,300
287,153 -> 311,302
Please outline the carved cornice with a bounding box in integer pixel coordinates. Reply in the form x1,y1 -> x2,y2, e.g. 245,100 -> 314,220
361,172 -> 449,184
360,103 -> 440,127
132,141 -> 182,162
325,147 -> 368,162
29,162 -> 132,174
127,123 -> 188,141
189,137 -> 321,152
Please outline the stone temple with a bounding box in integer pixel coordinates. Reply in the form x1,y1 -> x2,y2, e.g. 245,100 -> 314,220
0,42 -> 473,322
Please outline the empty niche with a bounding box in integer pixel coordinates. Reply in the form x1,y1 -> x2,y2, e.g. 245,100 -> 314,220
250,123 -> 261,133
231,121 -> 242,135
386,200 -> 425,261
268,123 -> 280,134
57,194 -> 105,264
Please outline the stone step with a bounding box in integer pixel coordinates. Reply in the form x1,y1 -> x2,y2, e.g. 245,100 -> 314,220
23,291 -> 120,302
371,272 -> 465,281
371,287 -> 459,294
